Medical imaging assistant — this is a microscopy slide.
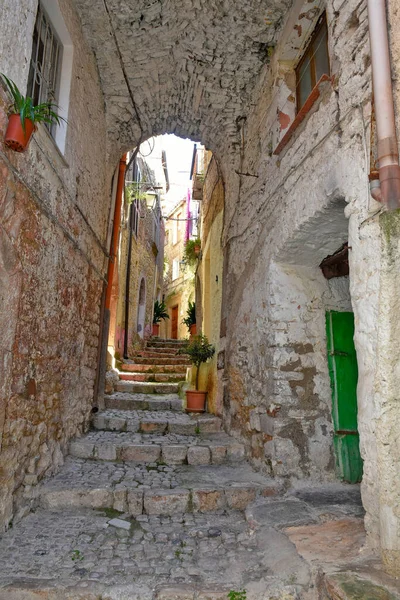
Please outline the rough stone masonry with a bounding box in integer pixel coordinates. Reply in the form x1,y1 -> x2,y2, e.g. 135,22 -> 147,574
1,0 -> 400,577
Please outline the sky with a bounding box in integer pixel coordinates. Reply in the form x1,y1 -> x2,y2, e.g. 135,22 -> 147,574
138,134 -> 198,214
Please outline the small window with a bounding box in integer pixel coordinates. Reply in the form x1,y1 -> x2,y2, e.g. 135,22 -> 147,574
132,198 -> 140,238
295,14 -> 330,112
172,258 -> 180,281
27,3 -> 62,136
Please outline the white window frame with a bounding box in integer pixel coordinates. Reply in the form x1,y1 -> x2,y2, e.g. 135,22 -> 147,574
29,0 -> 73,154
172,258 -> 180,281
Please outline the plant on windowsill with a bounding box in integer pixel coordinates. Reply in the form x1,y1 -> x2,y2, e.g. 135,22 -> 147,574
182,301 -> 196,336
1,74 -> 65,153
152,300 -> 169,337
179,334 -> 215,413
183,238 -> 201,267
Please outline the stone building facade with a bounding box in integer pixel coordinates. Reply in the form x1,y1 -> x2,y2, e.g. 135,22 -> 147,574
108,153 -> 165,362
162,197 -> 196,340
1,0 -> 400,576
0,0 -> 111,529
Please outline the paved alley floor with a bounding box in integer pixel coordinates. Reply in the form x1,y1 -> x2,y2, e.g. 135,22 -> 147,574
0,483 -> 399,600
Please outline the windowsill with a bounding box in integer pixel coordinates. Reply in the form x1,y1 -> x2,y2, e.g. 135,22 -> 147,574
32,122 -> 69,170
274,74 -> 333,156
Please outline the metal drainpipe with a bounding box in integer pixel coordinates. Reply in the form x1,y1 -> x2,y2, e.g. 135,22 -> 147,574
368,0 -> 400,209
105,154 -> 127,311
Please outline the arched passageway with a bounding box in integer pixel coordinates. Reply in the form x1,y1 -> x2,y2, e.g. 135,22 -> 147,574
1,0 -> 400,582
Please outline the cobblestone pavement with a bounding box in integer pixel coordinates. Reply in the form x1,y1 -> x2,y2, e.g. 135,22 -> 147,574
1,342 -> 399,600
1,485 -> 393,600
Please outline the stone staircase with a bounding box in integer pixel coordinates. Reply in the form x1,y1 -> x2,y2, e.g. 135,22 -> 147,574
42,338 -> 278,518
0,338 -> 391,599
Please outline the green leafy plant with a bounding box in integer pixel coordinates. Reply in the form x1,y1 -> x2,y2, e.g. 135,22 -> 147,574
71,549 -> 84,562
125,181 -> 148,205
179,333 -> 215,390
228,591 -> 246,600
1,73 -> 65,131
183,238 -> 201,267
153,300 -> 169,325
182,301 -> 196,330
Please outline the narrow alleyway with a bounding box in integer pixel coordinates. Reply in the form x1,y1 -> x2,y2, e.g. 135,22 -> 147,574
0,339 -> 397,598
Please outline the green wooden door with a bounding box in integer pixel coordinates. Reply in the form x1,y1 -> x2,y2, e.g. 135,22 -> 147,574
326,311 -> 363,483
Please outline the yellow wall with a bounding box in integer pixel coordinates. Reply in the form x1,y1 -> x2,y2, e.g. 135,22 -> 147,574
196,154 -> 225,414
162,199 -> 195,339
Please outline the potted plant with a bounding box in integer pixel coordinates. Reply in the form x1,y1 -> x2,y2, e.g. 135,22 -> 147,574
180,334 -> 215,412
182,301 -> 196,336
152,299 -> 169,336
1,74 -> 65,152
183,238 -> 201,267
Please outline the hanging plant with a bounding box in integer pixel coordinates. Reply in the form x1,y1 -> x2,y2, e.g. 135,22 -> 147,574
183,238 -> 201,267
1,74 -> 65,152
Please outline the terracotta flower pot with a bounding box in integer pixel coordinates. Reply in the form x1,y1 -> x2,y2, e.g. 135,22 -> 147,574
152,323 -> 160,336
189,323 -> 197,336
186,390 -> 207,413
194,245 -> 200,255
4,114 -> 35,152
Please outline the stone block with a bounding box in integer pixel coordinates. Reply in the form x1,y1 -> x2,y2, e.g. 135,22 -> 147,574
169,422 -> 196,435
109,517 -> 131,530
107,416 -> 127,431
225,486 -> 256,510
151,399 -> 171,410
197,417 -> 221,433
187,446 -> 211,465
155,585 -> 195,600
170,398 -> 183,411
86,489 -> 114,508
249,409 -> 261,432
113,489 -> 128,512
119,444 -> 161,463
92,414 -> 106,429
126,419 -> 140,432
69,440 -> 94,459
260,414 -> 275,436
162,445 -> 187,464
127,489 -> 144,515
192,488 -> 226,512
144,489 -> 189,515
196,590 -> 230,600
227,443 -> 245,461
96,443 -> 117,461
140,421 -> 167,433
209,445 -> 227,464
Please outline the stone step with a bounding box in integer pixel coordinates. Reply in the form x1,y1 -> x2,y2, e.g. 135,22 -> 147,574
121,363 -> 189,374
40,458 -> 279,516
119,372 -> 187,383
127,356 -> 190,366
136,349 -> 186,357
92,409 -> 222,435
147,339 -> 188,348
115,381 -> 180,394
69,431 -> 245,465
105,392 -> 183,412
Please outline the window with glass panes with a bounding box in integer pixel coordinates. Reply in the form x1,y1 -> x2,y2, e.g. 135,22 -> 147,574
27,3 -> 62,134
295,14 -> 330,113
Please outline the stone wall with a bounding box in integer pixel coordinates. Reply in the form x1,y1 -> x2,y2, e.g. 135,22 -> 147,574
0,0 -> 109,528
113,199 -> 163,355
219,0 -> 385,544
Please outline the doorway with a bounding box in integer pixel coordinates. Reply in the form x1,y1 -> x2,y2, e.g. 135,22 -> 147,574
326,310 -> 363,483
137,278 -> 146,338
171,305 -> 178,339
